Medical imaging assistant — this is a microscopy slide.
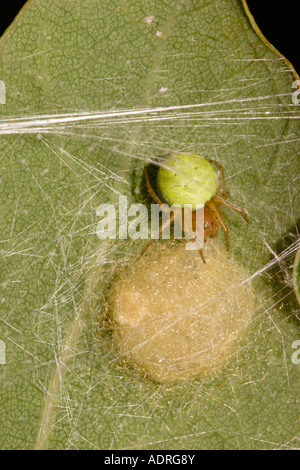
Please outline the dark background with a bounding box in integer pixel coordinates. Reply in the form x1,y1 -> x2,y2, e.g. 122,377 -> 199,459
0,1 -> 299,73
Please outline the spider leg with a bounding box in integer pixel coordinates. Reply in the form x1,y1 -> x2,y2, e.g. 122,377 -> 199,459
141,238 -> 155,256
205,158 -> 226,195
198,248 -> 206,263
144,167 -> 164,206
206,200 -> 229,251
181,235 -> 206,263
141,211 -> 175,256
213,194 -> 249,225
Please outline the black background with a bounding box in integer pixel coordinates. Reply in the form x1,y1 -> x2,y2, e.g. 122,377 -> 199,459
0,1 -> 299,73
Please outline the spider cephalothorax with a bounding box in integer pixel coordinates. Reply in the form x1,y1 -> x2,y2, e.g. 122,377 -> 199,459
142,153 -> 249,262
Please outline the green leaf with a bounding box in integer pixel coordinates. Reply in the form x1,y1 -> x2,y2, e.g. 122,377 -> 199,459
0,0 -> 299,450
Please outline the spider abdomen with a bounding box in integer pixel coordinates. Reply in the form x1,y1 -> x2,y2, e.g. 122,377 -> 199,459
157,153 -> 217,209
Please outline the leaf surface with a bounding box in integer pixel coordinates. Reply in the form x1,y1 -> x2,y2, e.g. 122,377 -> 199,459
0,0 -> 299,450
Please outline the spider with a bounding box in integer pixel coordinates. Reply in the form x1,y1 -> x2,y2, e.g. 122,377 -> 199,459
141,153 -> 249,262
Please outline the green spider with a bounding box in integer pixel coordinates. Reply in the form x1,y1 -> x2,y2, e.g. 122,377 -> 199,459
142,153 -> 249,262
